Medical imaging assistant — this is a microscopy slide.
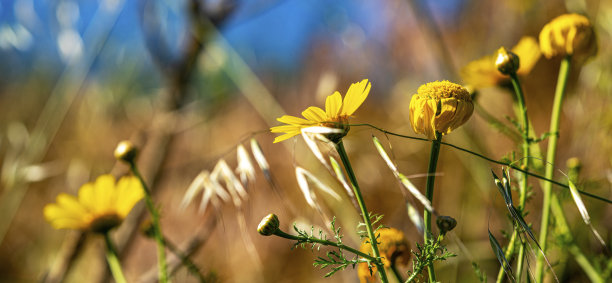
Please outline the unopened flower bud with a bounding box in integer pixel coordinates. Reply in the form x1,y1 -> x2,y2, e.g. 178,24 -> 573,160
114,140 -> 138,164
436,215 -> 457,235
257,214 -> 279,236
496,47 -> 520,75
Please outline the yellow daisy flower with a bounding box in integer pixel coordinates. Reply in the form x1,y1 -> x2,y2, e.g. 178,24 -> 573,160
44,174 -> 144,234
270,79 -> 371,143
409,80 -> 473,139
539,13 -> 596,59
461,36 -> 541,89
357,227 -> 410,283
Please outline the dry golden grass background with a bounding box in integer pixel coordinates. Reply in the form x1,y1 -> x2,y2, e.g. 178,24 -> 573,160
1,0 -> 611,282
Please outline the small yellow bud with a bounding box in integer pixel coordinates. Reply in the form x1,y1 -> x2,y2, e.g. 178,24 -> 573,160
436,215 -> 457,235
257,214 -> 279,236
539,13 -> 596,59
114,140 -> 138,164
409,81 -> 473,139
495,47 -> 520,75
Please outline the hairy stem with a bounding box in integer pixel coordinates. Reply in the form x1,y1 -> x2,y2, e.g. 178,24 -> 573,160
335,141 -> 389,283
129,162 -> 168,283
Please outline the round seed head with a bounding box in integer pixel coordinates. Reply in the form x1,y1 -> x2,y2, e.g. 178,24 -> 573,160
436,215 -> 457,235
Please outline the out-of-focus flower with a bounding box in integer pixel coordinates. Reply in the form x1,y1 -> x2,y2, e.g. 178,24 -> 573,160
271,79 -> 371,143
358,227 -> 411,283
409,81 -> 473,139
539,13 -> 596,59
461,37 -> 541,88
44,174 -> 143,234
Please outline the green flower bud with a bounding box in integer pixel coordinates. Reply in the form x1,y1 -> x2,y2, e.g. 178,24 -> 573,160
114,140 -> 138,164
257,214 -> 279,236
436,215 -> 457,235
496,47 -> 520,75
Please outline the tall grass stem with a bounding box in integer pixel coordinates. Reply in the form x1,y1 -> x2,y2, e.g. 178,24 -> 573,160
535,55 -> 570,281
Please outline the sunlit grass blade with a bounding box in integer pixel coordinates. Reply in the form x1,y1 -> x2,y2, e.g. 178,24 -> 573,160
489,229 -> 516,283
566,177 -> 607,249
329,156 -> 354,199
373,136 -> 435,213
236,145 -> 256,186
181,171 -> 206,210
301,130 -> 336,172
406,202 -> 424,234
295,167 -> 341,209
250,138 -> 271,181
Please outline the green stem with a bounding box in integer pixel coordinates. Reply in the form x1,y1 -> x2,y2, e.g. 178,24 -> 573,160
104,233 -> 128,283
348,123 -> 612,204
164,237 -> 208,282
273,229 -> 377,261
390,264 -> 403,283
129,163 -> 168,283
335,141 -> 389,283
495,72 -> 531,282
535,55 -> 571,282
424,133 -> 442,282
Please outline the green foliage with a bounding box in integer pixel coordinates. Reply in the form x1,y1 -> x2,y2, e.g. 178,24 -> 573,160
405,235 -> 456,282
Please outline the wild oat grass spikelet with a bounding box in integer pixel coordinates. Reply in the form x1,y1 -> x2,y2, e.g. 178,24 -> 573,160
271,79 -> 371,144
539,13 -> 596,59
44,174 -> 144,234
409,81 -> 473,139
358,227 -> 410,283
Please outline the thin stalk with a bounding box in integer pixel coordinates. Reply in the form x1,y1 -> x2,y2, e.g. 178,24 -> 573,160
390,264 -> 403,283
164,237 -> 208,282
535,55 -> 571,281
495,72 -> 531,282
104,233 -> 128,283
129,162 -> 168,283
348,123 -> 612,204
335,141 -> 389,283
273,229 -> 377,261
424,133 -> 442,282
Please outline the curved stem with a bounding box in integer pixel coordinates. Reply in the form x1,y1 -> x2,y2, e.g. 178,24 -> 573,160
424,133 -> 442,282
273,229 -> 376,262
104,233 -> 128,283
535,55 -> 571,282
348,123 -> 612,204
335,141 -> 389,283
129,163 -> 168,283
390,264 -> 403,283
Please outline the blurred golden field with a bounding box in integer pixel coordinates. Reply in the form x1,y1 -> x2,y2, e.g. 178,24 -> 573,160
1,0 -> 611,282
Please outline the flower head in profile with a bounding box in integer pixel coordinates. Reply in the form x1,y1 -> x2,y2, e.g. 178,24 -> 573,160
358,227 -> 410,283
44,174 -> 144,234
409,81 -> 473,139
461,37 -> 541,89
271,79 -> 371,143
539,13 -> 596,59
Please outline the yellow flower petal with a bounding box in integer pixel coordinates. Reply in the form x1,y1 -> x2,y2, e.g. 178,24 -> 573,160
301,106 -> 327,122
325,91 -> 342,118
273,131 -> 301,143
271,125 -> 300,133
341,79 -> 371,116
94,174 -> 115,213
277,115 -> 312,126
115,176 -> 143,217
